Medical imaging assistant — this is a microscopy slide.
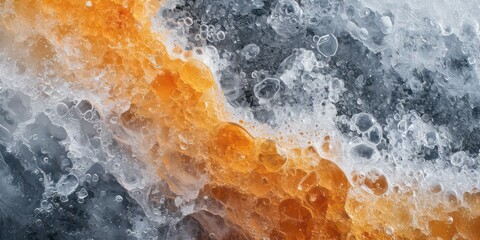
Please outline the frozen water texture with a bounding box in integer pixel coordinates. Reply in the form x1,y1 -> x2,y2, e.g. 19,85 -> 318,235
158,0 -> 480,208
1,0 -> 480,238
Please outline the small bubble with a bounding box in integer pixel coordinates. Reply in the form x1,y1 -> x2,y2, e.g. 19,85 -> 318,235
85,1 -> 92,7
350,143 -> 378,163
56,174 -> 79,196
77,188 -> 88,199
442,190 -> 460,209
35,219 -> 42,227
241,44 -> 260,60
115,195 -> 123,202
216,31 -> 226,40
316,34 -> 338,57
110,116 -> 118,124
428,182 -> 443,193
359,28 -> 369,41
92,174 -> 99,182
60,195 -> 69,202
450,151 -> 467,167
385,226 -> 394,236
354,113 -> 375,132
41,200 -> 48,209
85,174 -> 92,182
253,78 -> 281,100
46,203 -> 53,212
56,103 -> 69,116
184,17 -> 193,26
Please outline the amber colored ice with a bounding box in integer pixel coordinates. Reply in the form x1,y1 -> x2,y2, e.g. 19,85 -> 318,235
2,0 -> 480,239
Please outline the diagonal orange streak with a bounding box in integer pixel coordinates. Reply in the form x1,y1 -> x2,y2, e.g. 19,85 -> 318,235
2,0 -> 480,239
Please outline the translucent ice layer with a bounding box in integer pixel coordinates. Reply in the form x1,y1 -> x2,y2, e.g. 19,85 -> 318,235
1,0 -> 480,239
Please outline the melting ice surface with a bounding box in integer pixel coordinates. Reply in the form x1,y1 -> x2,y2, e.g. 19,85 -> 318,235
159,0 -> 480,192
1,0 -> 480,239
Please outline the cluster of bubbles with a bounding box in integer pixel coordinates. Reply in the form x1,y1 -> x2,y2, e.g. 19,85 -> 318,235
157,0 -> 480,216
0,36 -> 209,239
1,0 -> 480,238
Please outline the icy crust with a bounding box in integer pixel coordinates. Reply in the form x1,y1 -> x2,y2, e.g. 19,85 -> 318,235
0,54 -> 170,239
158,0 -> 480,197
2,0 -> 480,239
0,19 -> 212,240
154,0 -> 480,237
0,57 -> 236,240
0,1 -> 243,239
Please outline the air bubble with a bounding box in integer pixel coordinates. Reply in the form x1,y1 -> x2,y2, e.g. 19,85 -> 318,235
56,174 -> 79,196
364,168 -> 388,195
267,0 -> 303,37
442,190 -> 460,209
424,131 -> 438,148
241,44 -> 260,60
253,78 -> 281,100
115,195 -> 123,202
216,31 -> 225,40
184,17 -> 193,26
76,99 -> 93,115
92,174 -> 99,182
350,143 -> 378,163
385,226 -> 394,236
77,188 -> 88,199
450,151 -> 467,167
316,34 -> 338,57
428,182 -> 443,193
56,103 -> 69,116
366,125 -> 382,145
359,28 -> 369,41
446,216 -> 454,224
354,113 -> 375,132
60,195 -> 69,202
